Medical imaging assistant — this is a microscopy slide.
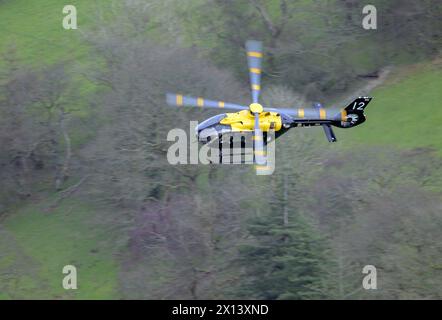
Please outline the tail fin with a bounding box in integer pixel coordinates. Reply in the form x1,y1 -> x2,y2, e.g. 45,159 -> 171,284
344,97 -> 372,113
336,97 -> 372,128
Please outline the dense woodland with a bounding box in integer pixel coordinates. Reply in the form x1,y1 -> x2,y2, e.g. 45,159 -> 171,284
0,0 -> 441,299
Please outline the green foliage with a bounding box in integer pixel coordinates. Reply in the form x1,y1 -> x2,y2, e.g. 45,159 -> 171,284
236,156 -> 330,300
1,199 -> 119,299
237,210 -> 328,299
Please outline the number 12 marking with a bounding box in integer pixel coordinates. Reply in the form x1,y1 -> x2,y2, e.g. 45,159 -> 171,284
353,101 -> 365,110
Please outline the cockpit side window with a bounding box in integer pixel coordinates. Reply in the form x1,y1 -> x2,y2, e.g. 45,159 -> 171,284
198,114 -> 227,130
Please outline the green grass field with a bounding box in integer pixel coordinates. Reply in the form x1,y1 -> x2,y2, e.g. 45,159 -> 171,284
0,0 -> 105,66
1,199 -> 118,299
339,61 -> 442,153
2,60 -> 440,299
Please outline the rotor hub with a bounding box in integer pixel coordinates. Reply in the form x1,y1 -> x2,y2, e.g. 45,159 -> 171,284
249,103 -> 263,113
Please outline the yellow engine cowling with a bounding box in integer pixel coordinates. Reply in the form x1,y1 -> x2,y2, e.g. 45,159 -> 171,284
220,110 -> 282,132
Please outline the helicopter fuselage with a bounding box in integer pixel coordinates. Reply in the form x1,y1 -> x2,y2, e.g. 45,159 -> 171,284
196,107 -> 351,143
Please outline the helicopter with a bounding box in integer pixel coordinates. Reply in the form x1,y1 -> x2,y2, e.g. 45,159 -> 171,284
166,40 -> 372,173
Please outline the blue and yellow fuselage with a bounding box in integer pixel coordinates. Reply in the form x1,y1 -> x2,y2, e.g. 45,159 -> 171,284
196,107 -> 349,143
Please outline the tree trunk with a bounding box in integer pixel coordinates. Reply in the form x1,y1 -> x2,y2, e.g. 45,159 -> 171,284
283,174 -> 289,226
55,112 -> 71,191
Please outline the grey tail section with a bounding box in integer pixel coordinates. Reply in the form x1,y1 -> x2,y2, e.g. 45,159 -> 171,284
312,102 -> 338,142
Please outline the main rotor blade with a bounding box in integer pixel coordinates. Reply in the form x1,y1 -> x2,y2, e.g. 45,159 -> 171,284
245,40 -> 263,104
253,112 -> 266,166
166,93 -> 248,111
263,107 -> 298,116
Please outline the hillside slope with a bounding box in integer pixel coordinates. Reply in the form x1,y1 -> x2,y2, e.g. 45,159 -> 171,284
1,199 -> 118,299
0,0 -> 441,299
338,60 -> 442,153
0,0 -> 105,66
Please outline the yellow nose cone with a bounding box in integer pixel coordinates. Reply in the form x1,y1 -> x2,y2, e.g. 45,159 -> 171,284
249,103 -> 263,113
